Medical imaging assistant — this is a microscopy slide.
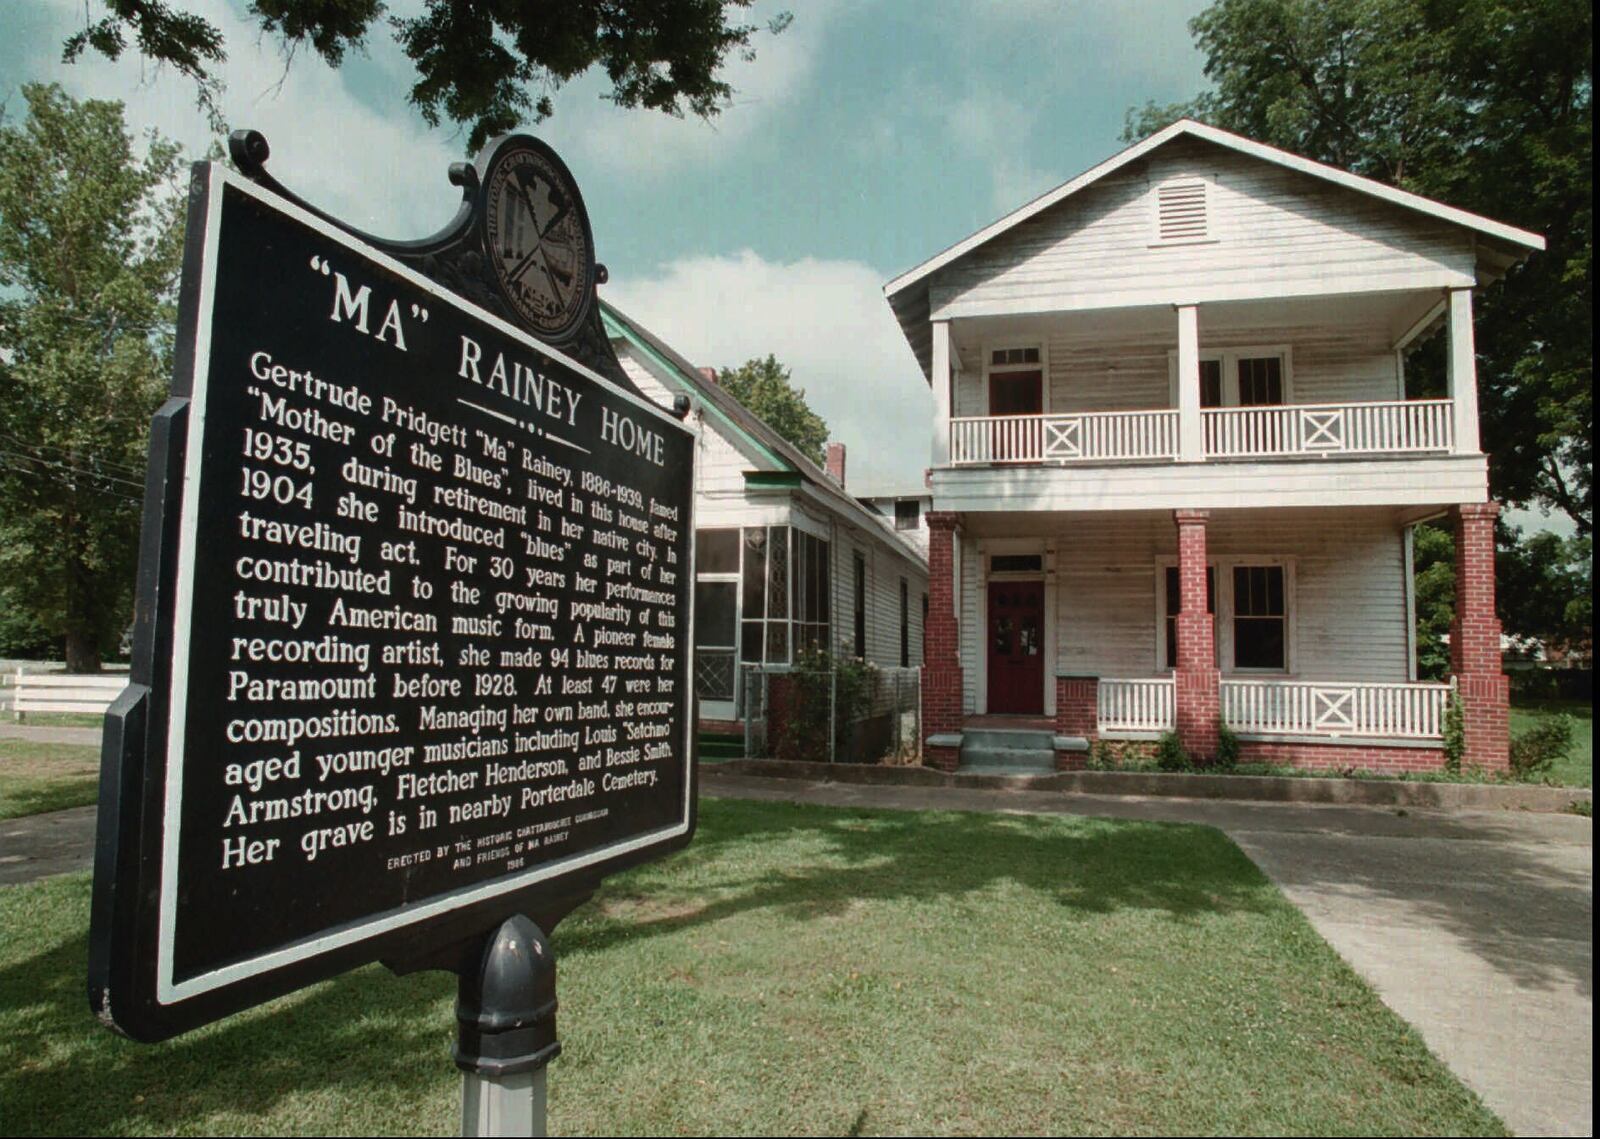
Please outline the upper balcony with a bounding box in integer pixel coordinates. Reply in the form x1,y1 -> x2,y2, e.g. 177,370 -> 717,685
926,290 -> 1493,515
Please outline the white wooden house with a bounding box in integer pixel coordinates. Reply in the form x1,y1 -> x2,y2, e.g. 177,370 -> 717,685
884,120 -> 1542,774
602,303 -> 928,737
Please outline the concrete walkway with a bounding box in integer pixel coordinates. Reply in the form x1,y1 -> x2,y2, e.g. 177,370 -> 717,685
0,722 -> 101,746
703,771 -> 1593,1137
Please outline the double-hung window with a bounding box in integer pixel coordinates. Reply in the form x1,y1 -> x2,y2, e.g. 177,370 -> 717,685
1171,348 -> 1291,408
1232,565 -> 1287,670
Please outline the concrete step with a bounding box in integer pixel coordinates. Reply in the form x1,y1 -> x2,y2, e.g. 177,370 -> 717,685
961,728 -> 1054,751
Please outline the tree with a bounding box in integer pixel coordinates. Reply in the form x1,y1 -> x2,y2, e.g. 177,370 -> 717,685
0,84 -> 186,671
64,0 -> 793,151
1412,520 -> 1592,679
1126,0 -> 1592,534
717,355 -> 830,467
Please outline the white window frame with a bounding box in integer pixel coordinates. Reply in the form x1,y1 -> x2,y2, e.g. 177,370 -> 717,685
983,341 -> 1050,415
1155,554 -> 1297,675
1166,345 -> 1294,408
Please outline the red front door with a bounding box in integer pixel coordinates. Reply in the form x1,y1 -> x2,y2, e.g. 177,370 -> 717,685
987,580 -> 1044,715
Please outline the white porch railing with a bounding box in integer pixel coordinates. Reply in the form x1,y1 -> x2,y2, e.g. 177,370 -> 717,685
949,410 -> 1179,465
1202,399 -> 1454,459
1098,677 -> 1176,736
947,400 -> 1457,466
1220,679 -> 1450,741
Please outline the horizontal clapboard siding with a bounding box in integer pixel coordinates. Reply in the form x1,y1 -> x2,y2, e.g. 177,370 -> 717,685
957,510 -> 1411,710
953,327 -> 1401,419
930,139 -> 1476,318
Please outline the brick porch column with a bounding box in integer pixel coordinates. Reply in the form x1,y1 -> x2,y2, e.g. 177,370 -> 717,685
1450,502 -> 1510,770
921,511 -> 963,771
1054,676 -> 1098,771
1173,509 -> 1220,760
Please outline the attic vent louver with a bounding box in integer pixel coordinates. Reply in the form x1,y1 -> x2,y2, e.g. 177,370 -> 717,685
1154,178 -> 1210,243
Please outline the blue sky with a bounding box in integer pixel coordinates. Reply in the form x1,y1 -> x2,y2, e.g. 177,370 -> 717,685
5,1 -> 1214,490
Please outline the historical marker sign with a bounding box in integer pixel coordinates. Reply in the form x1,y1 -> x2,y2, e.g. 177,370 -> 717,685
90,158 -> 696,1041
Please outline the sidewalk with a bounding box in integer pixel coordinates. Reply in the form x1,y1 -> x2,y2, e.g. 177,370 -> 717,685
0,722 -> 101,746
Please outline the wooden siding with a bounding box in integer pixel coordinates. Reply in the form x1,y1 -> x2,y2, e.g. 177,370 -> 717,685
618,349 -> 768,528
929,139 -> 1476,320
954,324 -> 1402,418
833,532 -> 926,671
958,510 -> 1412,711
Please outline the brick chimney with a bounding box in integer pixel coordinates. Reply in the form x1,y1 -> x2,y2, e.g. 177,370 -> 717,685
825,442 -> 846,488
697,366 -> 718,385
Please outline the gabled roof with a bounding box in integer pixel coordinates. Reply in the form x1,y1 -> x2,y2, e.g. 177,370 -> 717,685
883,118 -> 1545,302
600,302 -> 927,567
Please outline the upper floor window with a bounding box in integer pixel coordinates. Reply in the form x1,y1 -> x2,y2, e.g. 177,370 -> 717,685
1170,348 -> 1292,408
894,499 -> 920,530
1151,177 -> 1213,245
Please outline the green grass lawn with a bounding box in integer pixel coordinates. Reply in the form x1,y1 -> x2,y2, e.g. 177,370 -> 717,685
1,798 -> 1501,1135
1510,697 -> 1592,787
0,739 -> 99,820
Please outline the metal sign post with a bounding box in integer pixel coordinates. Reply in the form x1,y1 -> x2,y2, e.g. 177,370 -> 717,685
456,915 -> 558,1137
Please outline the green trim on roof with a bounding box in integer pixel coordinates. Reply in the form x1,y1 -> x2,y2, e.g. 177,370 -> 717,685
743,470 -> 805,488
601,309 -> 793,472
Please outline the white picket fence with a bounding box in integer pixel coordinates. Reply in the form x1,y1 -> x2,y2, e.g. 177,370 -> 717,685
949,410 -> 1180,465
12,671 -> 126,719
1202,399 -> 1454,459
1097,677 -> 1175,737
1220,679 -> 1450,740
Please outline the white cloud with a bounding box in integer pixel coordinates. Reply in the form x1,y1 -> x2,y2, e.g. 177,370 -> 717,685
606,250 -> 931,491
939,87 -> 1055,213
544,0 -> 840,178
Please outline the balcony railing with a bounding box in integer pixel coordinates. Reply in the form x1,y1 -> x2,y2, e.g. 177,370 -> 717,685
1203,399 -> 1454,459
1098,677 -> 1176,737
1220,679 -> 1450,741
950,410 -> 1179,465
947,399 -> 1456,466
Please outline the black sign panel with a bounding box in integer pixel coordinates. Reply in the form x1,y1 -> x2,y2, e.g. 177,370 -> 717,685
90,164 -> 696,1040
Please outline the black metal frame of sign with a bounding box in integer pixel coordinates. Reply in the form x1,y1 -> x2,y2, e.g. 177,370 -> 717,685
89,146 -> 697,1044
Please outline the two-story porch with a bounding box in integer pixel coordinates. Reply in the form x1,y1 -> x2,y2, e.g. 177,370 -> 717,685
891,120 -> 1543,774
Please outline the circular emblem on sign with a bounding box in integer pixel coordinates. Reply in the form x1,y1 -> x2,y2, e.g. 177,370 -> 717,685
480,137 -> 596,342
